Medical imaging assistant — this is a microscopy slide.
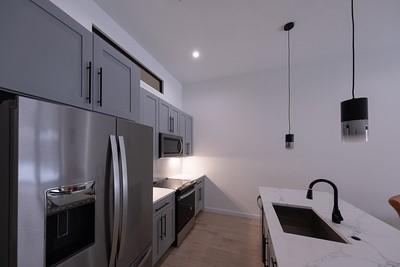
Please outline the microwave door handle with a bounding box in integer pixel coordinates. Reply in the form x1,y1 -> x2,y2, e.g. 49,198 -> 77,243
117,136 -> 129,259
180,139 -> 184,154
109,135 -> 121,267
177,139 -> 183,155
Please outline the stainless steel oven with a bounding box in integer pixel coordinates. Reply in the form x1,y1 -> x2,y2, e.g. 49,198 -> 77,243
159,133 -> 183,158
175,183 -> 196,246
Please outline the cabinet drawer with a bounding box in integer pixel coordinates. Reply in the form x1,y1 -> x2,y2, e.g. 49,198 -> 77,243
153,193 -> 175,215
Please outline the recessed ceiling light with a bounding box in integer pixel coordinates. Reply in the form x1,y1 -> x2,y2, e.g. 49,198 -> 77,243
192,50 -> 200,59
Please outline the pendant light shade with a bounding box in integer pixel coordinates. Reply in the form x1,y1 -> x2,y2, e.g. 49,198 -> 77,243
341,0 -> 368,142
341,98 -> 368,141
284,22 -> 295,149
285,134 -> 294,149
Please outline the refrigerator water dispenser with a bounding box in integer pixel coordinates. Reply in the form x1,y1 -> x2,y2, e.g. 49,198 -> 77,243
45,181 -> 96,266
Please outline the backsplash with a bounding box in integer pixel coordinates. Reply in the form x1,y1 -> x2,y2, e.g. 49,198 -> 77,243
153,157 -> 183,180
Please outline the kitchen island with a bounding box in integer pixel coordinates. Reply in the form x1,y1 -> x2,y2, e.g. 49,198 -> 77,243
259,187 -> 400,267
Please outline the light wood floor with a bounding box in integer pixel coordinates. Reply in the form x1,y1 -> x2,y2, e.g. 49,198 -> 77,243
156,212 -> 262,267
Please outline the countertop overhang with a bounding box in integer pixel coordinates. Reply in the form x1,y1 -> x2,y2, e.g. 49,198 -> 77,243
259,187 -> 400,267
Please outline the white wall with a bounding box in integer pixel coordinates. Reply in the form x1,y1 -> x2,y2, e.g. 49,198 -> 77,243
50,0 -> 183,109
182,47 -> 400,228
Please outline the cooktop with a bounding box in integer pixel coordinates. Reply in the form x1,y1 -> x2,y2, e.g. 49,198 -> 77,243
153,178 -> 194,190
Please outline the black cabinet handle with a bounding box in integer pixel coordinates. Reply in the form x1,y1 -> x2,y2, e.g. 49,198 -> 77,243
172,117 -> 175,133
160,216 -> 163,240
169,117 -> 173,133
163,215 -> 167,237
86,62 -> 92,104
97,67 -> 103,107
199,188 -> 202,201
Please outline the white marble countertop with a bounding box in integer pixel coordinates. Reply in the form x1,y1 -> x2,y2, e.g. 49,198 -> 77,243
168,174 -> 205,181
153,187 -> 175,204
259,187 -> 400,267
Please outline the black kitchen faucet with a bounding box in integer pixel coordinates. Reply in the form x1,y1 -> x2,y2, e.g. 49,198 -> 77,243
306,179 -> 344,224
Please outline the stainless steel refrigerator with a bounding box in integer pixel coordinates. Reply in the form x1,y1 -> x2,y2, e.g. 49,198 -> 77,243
0,94 -> 153,267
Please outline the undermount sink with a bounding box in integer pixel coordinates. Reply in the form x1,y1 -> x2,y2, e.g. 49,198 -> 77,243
272,204 -> 347,244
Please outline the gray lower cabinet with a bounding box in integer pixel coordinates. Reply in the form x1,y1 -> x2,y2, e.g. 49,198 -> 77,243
153,194 -> 175,265
195,177 -> 205,215
0,0 -> 92,109
264,215 -> 278,267
140,88 -> 159,159
93,33 -> 140,121
159,100 -> 179,135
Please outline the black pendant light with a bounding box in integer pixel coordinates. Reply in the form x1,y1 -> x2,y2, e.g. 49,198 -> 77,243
284,22 -> 295,149
341,0 -> 368,142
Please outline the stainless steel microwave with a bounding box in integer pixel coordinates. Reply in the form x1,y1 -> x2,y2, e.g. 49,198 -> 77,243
159,133 -> 183,158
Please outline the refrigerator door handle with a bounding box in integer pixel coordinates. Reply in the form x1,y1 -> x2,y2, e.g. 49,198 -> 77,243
117,136 -> 129,259
109,135 -> 121,267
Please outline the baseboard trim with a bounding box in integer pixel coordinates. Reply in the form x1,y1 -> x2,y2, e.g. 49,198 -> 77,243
204,206 -> 260,219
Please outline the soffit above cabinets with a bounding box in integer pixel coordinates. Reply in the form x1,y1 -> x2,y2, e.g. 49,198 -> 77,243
94,0 -> 400,84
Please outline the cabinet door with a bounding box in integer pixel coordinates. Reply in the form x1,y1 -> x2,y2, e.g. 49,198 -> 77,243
93,34 -> 140,121
178,112 -> 186,153
269,240 -> 278,267
152,213 -> 162,265
197,182 -> 204,212
170,107 -> 179,135
185,115 -> 193,155
140,88 -> 159,159
194,183 -> 199,215
0,0 -> 92,109
179,112 -> 185,138
159,100 -> 171,134
164,204 -> 176,248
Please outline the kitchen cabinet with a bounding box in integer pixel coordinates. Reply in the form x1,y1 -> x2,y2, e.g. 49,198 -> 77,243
178,112 -> 193,156
0,0 -> 92,109
153,194 -> 175,265
159,100 -> 179,135
184,115 -> 193,156
93,33 -> 140,121
262,206 -> 278,267
140,88 -> 159,159
195,177 -> 204,215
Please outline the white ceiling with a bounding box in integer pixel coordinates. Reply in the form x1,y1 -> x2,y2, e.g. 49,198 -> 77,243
94,0 -> 400,85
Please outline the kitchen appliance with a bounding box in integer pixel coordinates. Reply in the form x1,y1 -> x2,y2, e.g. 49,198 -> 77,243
153,178 -> 196,246
159,133 -> 183,158
0,93 -> 153,267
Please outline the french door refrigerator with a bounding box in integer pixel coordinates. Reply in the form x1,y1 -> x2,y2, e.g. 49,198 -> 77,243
0,93 -> 153,267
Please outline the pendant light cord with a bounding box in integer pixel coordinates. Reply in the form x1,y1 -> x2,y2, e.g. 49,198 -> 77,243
351,0 -> 355,99
288,30 -> 292,133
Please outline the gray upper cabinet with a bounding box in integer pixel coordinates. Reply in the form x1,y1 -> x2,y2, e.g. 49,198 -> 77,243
169,107 -> 179,136
0,0 -> 92,109
159,100 -> 179,135
93,34 -> 140,121
140,88 -> 159,159
159,100 -> 170,134
179,112 -> 186,139
179,112 -> 193,156
184,115 -> 193,156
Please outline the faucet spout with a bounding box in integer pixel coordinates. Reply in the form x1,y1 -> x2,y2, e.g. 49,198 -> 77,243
306,179 -> 343,224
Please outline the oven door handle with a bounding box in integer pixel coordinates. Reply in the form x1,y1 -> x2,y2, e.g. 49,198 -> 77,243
178,189 -> 195,201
